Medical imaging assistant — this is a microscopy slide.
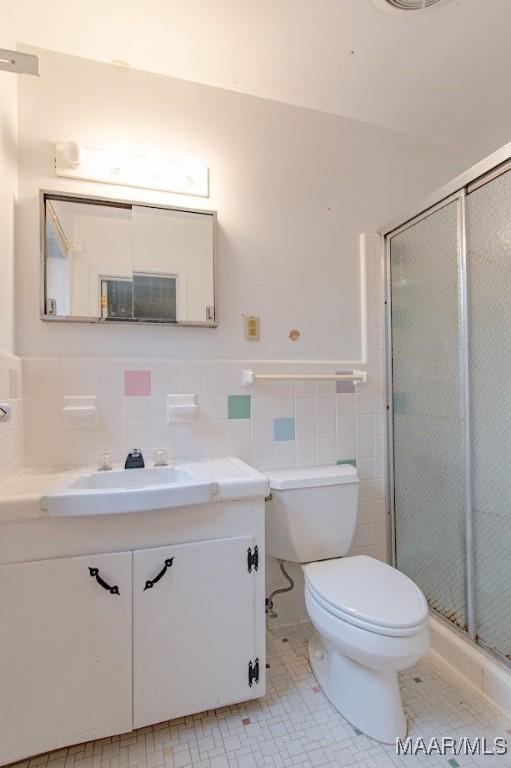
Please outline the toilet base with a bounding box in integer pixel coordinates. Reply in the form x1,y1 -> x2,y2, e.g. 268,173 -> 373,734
308,631 -> 407,744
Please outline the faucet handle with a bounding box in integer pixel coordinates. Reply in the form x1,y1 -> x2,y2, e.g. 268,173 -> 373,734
154,448 -> 168,467
98,452 -> 112,471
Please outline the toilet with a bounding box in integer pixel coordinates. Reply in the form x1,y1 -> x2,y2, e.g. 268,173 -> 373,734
266,464 -> 429,744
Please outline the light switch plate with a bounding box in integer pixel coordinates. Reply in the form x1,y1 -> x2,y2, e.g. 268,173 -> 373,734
244,315 -> 260,341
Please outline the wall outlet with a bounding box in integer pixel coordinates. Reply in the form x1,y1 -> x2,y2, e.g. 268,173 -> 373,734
244,315 -> 260,341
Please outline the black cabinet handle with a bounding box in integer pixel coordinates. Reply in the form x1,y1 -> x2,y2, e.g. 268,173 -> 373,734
89,567 -> 120,595
144,557 -> 174,591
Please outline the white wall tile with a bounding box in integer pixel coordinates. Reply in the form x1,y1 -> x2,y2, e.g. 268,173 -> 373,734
203,367 -> 227,394
274,395 -> 294,418
18,245 -> 389,627
356,435 -> 374,459
336,393 -> 356,415
251,419 -> 274,444
251,394 -> 273,420
199,394 -> 228,420
228,419 -> 251,443
356,414 -> 375,436
336,435 -> 356,460
316,394 -> 336,419
317,418 -> 335,439
0,354 -> 23,478
295,394 -> 315,421
201,419 -> 229,445
273,442 -> 296,470
295,440 -> 317,468
317,438 -> 336,465
250,442 -> 274,471
125,397 -> 152,424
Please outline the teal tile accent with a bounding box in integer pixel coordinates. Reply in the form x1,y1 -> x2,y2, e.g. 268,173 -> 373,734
274,417 -> 295,442
337,459 -> 357,467
447,760 -> 460,768
228,394 -> 251,419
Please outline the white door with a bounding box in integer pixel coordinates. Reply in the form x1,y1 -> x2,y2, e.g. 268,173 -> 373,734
0,551 -> 132,765
133,536 -> 258,728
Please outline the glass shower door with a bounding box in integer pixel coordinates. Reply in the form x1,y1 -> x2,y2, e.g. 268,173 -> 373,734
389,198 -> 469,630
467,170 -> 511,659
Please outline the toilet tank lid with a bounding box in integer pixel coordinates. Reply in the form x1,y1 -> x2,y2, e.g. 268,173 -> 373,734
267,464 -> 358,491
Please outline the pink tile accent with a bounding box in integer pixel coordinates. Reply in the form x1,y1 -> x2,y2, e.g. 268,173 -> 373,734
242,718 -> 251,726
124,370 -> 152,397
312,686 -> 321,693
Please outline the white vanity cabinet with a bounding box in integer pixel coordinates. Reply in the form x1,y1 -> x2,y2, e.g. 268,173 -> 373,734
0,459 -> 268,765
133,535 -> 260,728
0,526 -> 264,764
0,552 -> 133,764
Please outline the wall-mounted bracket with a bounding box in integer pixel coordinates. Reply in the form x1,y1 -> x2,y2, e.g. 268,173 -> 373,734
0,49 -> 39,76
0,403 -> 12,423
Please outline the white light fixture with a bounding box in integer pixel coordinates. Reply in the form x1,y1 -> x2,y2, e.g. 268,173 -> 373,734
59,140 -> 82,168
55,142 -> 209,197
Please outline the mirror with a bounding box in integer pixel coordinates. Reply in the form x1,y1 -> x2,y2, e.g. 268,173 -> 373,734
41,192 -> 216,326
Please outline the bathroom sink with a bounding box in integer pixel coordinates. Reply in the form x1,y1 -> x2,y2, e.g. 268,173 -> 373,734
41,465 -> 217,517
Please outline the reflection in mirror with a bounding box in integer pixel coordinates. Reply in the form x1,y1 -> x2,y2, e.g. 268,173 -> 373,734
43,193 -> 216,326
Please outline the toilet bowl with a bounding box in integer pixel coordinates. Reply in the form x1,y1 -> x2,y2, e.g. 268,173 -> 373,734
304,555 -> 429,743
266,465 -> 430,743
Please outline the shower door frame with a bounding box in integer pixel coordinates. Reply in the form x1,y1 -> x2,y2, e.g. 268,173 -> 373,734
379,141 -> 511,653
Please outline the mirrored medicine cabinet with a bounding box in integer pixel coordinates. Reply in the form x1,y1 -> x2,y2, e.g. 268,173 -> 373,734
41,191 -> 217,327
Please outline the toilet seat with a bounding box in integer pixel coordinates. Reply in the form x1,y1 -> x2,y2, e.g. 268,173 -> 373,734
304,555 -> 428,638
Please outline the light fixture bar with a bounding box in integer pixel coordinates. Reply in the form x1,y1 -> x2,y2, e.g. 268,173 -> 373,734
55,142 -> 209,198
0,49 -> 39,76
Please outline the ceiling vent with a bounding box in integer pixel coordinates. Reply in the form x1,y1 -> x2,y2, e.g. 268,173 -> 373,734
384,0 -> 443,9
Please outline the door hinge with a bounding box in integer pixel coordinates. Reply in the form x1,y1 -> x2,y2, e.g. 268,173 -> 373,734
248,658 -> 260,687
247,545 -> 259,573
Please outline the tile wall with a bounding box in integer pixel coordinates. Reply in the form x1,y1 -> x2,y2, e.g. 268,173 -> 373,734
23,358 -> 384,479
0,353 -> 24,481
20,240 -> 386,625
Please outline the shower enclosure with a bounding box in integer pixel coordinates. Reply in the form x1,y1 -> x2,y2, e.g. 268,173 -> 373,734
383,144 -> 511,664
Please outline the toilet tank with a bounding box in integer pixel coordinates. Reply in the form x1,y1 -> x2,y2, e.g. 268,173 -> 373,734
266,465 -> 359,563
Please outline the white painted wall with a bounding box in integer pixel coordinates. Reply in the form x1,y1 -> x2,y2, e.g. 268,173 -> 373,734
16,47 -> 464,361
0,6 -> 17,356
6,0 -> 511,163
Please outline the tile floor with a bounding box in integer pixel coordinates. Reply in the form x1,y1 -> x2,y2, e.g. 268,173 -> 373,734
8,624 -> 511,768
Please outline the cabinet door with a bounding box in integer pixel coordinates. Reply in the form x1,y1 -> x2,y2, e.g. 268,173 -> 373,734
133,536 -> 259,728
0,552 -> 132,765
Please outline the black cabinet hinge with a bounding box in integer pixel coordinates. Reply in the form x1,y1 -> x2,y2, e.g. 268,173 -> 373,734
247,545 -> 259,573
248,658 -> 260,686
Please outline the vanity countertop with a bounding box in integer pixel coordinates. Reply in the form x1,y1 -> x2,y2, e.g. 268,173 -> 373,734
0,458 -> 270,523
0,468 -> 83,522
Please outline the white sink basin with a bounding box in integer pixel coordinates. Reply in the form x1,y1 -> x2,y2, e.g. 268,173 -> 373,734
41,465 -> 217,517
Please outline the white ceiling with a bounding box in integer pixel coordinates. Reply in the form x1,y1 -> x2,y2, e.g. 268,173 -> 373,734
4,0 -> 511,156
